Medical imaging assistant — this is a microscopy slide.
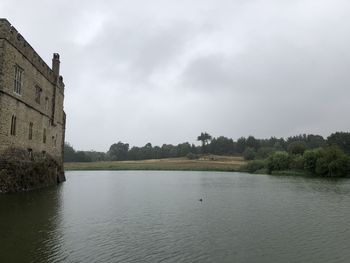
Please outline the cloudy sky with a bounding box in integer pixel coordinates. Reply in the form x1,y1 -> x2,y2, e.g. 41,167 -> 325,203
1,0 -> 350,151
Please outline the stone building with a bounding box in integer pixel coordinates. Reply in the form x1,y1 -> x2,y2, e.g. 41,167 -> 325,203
0,18 -> 66,192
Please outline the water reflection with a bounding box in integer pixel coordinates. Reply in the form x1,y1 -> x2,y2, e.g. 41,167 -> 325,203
0,186 -> 63,263
1,171 -> 350,263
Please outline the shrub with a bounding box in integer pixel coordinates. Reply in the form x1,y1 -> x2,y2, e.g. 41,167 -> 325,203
314,146 -> 350,177
315,157 -> 328,176
245,160 -> 266,173
186,152 -> 199,160
266,151 -> 290,174
256,147 -> 275,159
290,154 -> 304,170
303,149 -> 321,173
243,147 -> 256,160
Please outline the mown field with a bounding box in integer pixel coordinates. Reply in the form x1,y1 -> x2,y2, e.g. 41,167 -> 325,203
64,155 -> 246,172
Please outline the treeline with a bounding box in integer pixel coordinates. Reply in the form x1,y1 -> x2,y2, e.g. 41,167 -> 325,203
64,142 -> 200,162
245,145 -> 350,177
64,132 -> 350,177
242,132 -> 350,177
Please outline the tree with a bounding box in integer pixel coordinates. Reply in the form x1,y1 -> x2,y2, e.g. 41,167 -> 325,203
327,132 -> 350,155
161,144 -> 177,158
266,151 -> 290,174
209,136 -> 234,155
290,155 -> 304,170
128,146 -> 142,160
256,147 -> 275,159
197,132 -> 212,153
303,149 -> 321,173
306,134 -> 325,149
287,141 -> 307,155
64,142 -> 91,162
243,147 -> 256,160
108,142 -> 129,161
141,143 -> 154,159
236,137 -> 247,153
83,151 -> 107,162
177,142 -> 192,157
246,136 -> 260,150
74,151 -> 92,162
315,145 -> 350,177
64,142 -> 76,162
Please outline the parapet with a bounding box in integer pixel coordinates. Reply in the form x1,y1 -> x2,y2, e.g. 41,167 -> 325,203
0,18 -> 63,87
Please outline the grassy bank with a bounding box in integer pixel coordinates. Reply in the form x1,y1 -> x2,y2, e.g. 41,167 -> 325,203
64,155 -> 246,172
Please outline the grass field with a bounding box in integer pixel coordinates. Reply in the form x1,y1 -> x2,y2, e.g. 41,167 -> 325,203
64,155 -> 246,172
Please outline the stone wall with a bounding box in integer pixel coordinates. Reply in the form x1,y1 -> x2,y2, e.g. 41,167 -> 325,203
0,18 -> 65,159
0,18 -> 66,192
0,148 -> 65,193
0,19 -> 58,84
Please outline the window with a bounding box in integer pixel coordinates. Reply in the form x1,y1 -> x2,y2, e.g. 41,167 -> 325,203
45,97 -> 49,111
10,115 -> 16,136
27,148 -> 33,159
43,128 -> 46,143
29,122 -> 33,140
35,86 -> 42,104
52,134 -> 57,147
14,65 -> 24,95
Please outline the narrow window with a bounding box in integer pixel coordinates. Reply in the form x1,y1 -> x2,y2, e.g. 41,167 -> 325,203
29,122 -> 33,140
51,134 -> 58,147
14,65 -> 24,95
10,115 -> 16,136
35,86 -> 42,104
43,128 -> 46,143
45,97 -> 49,111
14,117 -> 16,135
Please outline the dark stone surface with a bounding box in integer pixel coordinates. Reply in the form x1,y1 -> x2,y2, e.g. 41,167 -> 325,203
0,147 -> 65,193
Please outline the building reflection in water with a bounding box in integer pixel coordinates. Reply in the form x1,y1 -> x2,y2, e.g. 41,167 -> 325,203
0,185 -> 64,263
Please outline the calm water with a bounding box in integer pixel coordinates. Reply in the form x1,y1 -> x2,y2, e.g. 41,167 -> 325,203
1,171 -> 350,263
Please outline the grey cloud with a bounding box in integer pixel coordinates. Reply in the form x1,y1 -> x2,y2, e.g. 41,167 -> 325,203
2,0 -> 350,151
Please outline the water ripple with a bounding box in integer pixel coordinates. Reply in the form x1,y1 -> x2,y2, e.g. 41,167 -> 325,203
1,171 -> 350,263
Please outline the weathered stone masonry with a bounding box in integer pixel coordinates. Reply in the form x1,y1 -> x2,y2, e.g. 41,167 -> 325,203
0,18 -> 66,193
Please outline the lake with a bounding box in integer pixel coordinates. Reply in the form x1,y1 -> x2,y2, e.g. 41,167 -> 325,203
1,171 -> 350,263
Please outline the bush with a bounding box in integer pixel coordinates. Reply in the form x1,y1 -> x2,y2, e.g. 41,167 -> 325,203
314,146 -> 350,177
256,147 -> 275,159
243,147 -> 256,160
303,149 -> 321,173
290,154 -> 304,170
186,152 -> 199,160
315,157 -> 328,176
288,141 -> 307,155
245,160 -> 266,173
267,151 -> 290,174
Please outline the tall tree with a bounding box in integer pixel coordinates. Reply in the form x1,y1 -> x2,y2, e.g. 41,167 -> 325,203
64,142 -> 76,162
108,141 -> 129,161
327,132 -> 350,155
197,132 -> 212,153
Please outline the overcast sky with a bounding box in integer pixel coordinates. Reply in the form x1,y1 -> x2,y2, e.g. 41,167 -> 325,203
1,0 -> 350,151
